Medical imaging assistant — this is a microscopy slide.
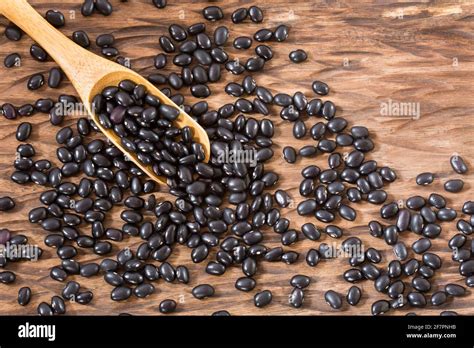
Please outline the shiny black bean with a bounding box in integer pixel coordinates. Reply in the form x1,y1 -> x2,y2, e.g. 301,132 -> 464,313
27,73 -> 44,90
312,81 -> 329,96
234,36 -> 252,49
18,287 -> 31,306
30,44 -> 48,61
274,25 -> 289,42
371,300 -> 390,316
159,299 -> 176,314
324,290 -> 342,309
255,45 -> 273,61
416,172 -> 434,185
202,6 -> 223,21
347,286 -> 361,306
450,155 -> 468,174
4,53 -> 21,68
444,179 -> 464,193
72,30 -> 90,47
192,284 -> 214,299
5,24 -> 22,41
289,49 -> 307,63
0,197 -> 15,211
444,283 -> 465,297
254,290 -> 272,307
111,286 -> 132,301
37,302 -> 53,316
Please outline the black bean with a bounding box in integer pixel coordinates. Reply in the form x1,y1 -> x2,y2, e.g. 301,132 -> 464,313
407,292 -> 426,307
0,197 -> 15,211
18,287 -> 31,306
134,283 -> 155,298
274,25 -> 289,42
450,155 -> 468,174
235,277 -> 256,292
371,300 -> 390,316
412,277 -> 431,292
159,299 -> 176,313
50,267 -> 67,282
339,204 -> 356,221
80,263 -> 100,277
225,60 -> 245,75
431,291 -> 447,306
289,287 -> 304,308
405,196 -> 425,210
283,146 -> 297,163
462,201 -> 474,215
202,6 -> 223,21
234,36 -> 252,49
422,252 -> 442,270
245,57 -> 265,72
289,49 -> 307,63
175,266 -> 189,284
459,260 -> 474,276
347,286 -> 361,306
254,290 -> 272,307
30,44 -> 48,61
445,283 -> 466,297
192,284 -> 215,299
45,10 -> 65,27
361,264 -> 381,280
111,286 -> 131,301
254,28 -> 273,42
27,74 -> 45,90
95,0 -> 113,15
312,81 -> 329,95
300,223 -> 320,241
191,84 -> 210,98
231,8 -> 247,23
37,302 -> 53,316
416,172 -> 434,185
205,261 -> 225,276
61,280 -> 80,300
324,290 -> 342,309
290,275 -> 311,289
51,296 -> 66,314
169,24 -> 187,41
153,0 -> 167,9
72,30 -> 90,47
437,208 -> 457,221
0,271 -> 15,284
292,120 -> 306,139
444,179 -> 464,193
213,26 -> 229,46
457,219 -> 472,235
4,53 -> 21,68
96,34 -> 115,48
5,24 -> 22,41
255,45 -> 273,60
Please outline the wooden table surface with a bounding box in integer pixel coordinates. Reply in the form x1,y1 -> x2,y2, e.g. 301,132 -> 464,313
0,0 -> 473,316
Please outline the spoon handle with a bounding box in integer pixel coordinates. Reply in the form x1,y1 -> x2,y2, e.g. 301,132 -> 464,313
0,0 -> 115,99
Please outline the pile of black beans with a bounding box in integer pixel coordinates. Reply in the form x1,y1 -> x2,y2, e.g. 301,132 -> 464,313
1,2 -> 473,316
323,155 -> 473,315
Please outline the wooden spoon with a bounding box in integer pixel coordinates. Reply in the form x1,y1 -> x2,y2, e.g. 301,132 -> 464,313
0,0 -> 210,184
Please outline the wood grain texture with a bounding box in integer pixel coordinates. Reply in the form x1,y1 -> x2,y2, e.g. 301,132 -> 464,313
0,0 -> 473,316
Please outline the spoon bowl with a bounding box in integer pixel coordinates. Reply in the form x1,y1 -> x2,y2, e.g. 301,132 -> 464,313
0,0 -> 210,184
